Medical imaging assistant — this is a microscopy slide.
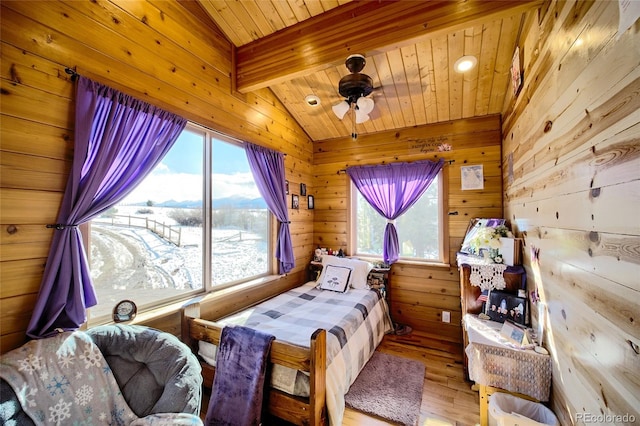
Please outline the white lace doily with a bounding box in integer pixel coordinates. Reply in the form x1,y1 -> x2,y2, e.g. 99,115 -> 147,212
469,264 -> 507,291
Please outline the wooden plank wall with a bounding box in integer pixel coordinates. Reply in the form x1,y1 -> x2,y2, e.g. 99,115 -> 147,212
502,0 -> 640,423
312,115 -> 503,348
0,0 -> 313,354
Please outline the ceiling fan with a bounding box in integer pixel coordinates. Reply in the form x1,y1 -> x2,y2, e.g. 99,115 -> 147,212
332,54 -> 377,137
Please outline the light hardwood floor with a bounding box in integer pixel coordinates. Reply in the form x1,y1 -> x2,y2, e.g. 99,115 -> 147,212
342,331 -> 480,426
201,330 -> 480,425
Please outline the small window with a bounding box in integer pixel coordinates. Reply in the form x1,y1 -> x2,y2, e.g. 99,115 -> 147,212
87,123 -> 271,323
351,172 -> 444,263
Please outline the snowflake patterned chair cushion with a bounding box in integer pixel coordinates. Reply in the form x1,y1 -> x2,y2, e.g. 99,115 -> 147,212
85,324 -> 202,417
0,326 -> 202,425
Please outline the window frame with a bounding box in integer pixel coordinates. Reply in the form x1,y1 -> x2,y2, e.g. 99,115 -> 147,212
203,123 -> 275,291
348,168 -> 448,265
86,122 -> 275,325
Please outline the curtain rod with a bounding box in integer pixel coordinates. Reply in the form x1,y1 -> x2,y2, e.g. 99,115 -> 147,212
65,67 -> 78,81
337,159 -> 454,174
65,66 -> 286,157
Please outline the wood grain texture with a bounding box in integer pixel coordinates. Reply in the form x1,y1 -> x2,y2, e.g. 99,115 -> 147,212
190,0 -> 543,141
0,0 -> 313,353
234,1 -> 541,92
502,0 -> 640,423
1,1 -> 637,422
185,310 -> 328,425
332,332 -> 479,425
312,115 -> 503,339
198,332 -> 480,426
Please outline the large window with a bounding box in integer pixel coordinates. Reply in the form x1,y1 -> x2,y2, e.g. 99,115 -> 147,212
88,123 -> 271,322
210,137 -> 270,285
351,173 -> 444,262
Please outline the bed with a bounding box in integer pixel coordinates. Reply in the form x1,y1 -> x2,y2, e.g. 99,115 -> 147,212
181,256 -> 393,426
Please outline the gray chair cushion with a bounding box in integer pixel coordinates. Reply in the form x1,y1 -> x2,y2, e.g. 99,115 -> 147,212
86,324 -> 202,417
0,325 -> 202,423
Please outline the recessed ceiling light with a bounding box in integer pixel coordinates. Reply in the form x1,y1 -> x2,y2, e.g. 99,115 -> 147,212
305,95 -> 321,107
454,55 -> 478,73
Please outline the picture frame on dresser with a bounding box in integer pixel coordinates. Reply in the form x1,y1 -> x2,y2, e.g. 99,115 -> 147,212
487,290 -> 527,325
500,320 -> 531,346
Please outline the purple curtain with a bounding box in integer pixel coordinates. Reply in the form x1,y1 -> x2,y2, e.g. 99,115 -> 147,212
347,159 -> 444,264
244,143 -> 294,274
27,76 -> 187,338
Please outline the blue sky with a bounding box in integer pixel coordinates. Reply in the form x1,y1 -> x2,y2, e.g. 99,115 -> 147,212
162,130 -> 250,175
123,128 -> 259,204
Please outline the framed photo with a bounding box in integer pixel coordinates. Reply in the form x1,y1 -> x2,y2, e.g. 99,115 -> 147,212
300,183 -> 307,196
461,165 -> 484,190
500,320 -> 530,346
307,195 -> 314,209
487,290 -> 527,325
511,46 -> 523,97
291,194 -> 299,210
285,180 -> 289,194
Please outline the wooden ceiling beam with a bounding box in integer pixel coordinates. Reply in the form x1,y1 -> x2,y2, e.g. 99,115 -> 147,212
234,0 -> 542,93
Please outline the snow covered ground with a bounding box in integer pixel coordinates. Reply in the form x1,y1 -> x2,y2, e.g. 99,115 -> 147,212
88,206 -> 267,322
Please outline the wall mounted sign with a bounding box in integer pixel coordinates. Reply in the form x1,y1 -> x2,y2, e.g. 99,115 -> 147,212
407,135 -> 450,154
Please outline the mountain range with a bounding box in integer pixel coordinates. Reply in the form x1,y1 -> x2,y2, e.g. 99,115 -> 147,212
130,196 -> 267,210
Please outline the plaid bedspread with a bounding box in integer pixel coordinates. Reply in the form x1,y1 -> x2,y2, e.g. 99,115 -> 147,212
199,281 -> 393,426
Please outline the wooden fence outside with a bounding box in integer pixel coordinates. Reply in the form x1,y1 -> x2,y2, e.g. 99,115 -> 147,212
94,214 -> 182,246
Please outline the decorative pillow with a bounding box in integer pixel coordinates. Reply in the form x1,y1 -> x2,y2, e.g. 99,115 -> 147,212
348,259 -> 374,289
316,256 -> 372,290
318,265 -> 352,293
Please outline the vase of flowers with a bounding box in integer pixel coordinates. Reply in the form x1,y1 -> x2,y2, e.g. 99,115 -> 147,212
469,224 -> 512,263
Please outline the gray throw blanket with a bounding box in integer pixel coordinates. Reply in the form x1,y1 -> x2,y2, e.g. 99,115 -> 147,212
205,325 -> 275,426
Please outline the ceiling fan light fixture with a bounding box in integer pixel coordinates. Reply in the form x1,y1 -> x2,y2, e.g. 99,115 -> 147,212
334,54 -> 377,136
356,96 -> 375,115
345,54 -> 366,73
332,101 -> 350,119
454,55 -> 478,73
355,109 -> 370,124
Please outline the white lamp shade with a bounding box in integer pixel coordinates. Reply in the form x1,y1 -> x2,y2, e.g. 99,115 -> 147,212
356,96 -> 374,114
332,101 -> 350,119
355,109 -> 370,123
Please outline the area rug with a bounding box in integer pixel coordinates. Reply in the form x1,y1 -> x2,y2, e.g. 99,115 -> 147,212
345,351 -> 425,426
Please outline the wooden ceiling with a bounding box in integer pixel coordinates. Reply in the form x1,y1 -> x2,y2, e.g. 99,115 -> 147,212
197,0 -> 543,142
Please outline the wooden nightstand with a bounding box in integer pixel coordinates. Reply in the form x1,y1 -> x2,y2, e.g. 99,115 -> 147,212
308,261 -> 323,282
367,267 -> 390,301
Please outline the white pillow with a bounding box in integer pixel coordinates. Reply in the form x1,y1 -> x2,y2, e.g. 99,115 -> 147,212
317,256 -> 372,290
318,265 -> 352,293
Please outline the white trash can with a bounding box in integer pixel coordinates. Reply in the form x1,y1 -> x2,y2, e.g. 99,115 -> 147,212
489,392 -> 559,426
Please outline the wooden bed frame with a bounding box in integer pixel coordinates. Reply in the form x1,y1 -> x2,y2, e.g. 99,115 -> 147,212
181,302 -> 328,426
